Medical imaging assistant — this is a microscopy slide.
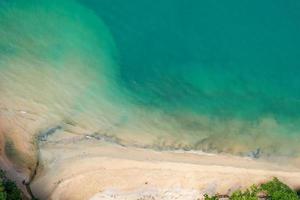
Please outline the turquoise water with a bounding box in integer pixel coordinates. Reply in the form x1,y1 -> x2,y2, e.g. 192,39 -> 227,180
83,0 -> 300,119
1,0 -> 300,158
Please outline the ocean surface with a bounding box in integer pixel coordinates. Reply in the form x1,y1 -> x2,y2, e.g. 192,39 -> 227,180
1,0 -> 300,159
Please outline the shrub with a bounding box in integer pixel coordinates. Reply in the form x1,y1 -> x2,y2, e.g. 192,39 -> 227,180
204,178 -> 299,200
204,194 -> 218,200
261,177 -> 299,200
2,181 -> 22,200
0,180 -> 7,200
229,185 -> 260,200
0,170 -> 22,200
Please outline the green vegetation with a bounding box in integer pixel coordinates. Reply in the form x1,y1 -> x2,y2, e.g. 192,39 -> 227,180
0,170 -> 22,200
204,178 -> 299,200
260,178 -> 299,200
0,180 -> 7,200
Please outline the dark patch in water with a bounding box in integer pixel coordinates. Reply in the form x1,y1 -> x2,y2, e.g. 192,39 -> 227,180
4,138 -> 29,167
4,139 -> 18,160
38,125 -> 63,141
248,148 -> 261,159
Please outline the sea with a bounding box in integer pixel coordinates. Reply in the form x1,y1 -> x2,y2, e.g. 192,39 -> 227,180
1,0 -> 300,160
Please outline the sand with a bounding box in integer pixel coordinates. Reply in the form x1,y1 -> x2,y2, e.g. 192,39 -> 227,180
1,100 -> 300,200
31,136 -> 300,200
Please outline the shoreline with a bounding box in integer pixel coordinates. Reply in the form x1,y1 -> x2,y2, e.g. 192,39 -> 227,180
1,128 -> 300,199
30,138 -> 300,200
1,101 -> 300,199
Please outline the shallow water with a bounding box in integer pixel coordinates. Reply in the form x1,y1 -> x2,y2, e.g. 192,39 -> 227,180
1,0 -> 300,159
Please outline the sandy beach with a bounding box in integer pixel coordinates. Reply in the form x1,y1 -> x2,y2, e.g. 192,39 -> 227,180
33,139 -> 300,200
0,99 -> 300,200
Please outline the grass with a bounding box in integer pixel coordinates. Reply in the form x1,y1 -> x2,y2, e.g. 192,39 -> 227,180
204,178 -> 299,200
